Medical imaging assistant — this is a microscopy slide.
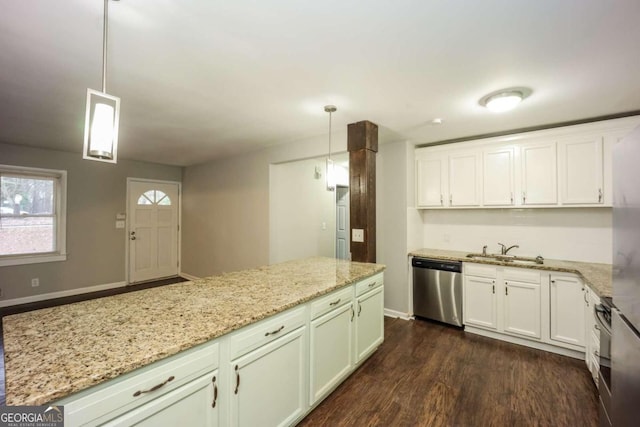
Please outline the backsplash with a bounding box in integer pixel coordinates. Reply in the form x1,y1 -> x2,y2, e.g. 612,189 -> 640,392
420,208 -> 612,264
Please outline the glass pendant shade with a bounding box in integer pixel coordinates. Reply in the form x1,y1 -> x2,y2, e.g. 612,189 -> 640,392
326,158 -> 336,191
83,88 -> 120,163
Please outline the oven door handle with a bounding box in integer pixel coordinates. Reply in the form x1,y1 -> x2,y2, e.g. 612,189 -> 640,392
595,305 -> 612,336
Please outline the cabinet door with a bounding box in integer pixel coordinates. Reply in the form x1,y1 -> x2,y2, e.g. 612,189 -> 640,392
463,276 -> 497,330
355,286 -> 384,363
483,147 -> 515,206
503,280 -> 541,339
230,327 -> 306,427
310,302 -> 354,405
416,157 -> 446,207
448,151 -> 481,206
558,136 -> 604,205
104,371 -> 219,427
521,141 -> 557,205
549,275 -> 586,347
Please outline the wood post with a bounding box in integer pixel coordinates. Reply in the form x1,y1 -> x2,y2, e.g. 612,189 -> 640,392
348,120 -> 378,263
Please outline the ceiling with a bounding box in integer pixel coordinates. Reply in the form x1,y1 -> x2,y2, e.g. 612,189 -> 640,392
1,1 -> 639,166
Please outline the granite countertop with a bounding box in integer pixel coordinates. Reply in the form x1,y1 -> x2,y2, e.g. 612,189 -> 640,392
409,248 -> 612,298
2,257 -> 385,406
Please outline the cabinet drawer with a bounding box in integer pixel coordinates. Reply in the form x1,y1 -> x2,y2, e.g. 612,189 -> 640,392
61,341 -> 219,426
229,306 -> 306,361
464,263 -> 497,279
355,273 -> 384,297
503,267 -> 540,284
310,287 -> 353,320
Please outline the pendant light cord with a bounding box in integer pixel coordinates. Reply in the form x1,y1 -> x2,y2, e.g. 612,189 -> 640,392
328,110 -> 332,161
102,0 -> 109,93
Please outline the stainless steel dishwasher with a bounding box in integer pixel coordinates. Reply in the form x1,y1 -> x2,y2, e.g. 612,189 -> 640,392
412,257 -> 463,327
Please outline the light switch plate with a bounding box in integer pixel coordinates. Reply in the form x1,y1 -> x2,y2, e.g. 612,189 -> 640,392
115,220 -> 125,229
352,229 -> 364,243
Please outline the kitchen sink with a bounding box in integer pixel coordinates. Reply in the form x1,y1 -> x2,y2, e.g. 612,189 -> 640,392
465,253 -> 544,265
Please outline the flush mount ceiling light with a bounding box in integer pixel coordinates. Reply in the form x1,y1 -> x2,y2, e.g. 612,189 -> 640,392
479,87 -> 532,113
324,105 -> 337,192
83,0 -> 120,163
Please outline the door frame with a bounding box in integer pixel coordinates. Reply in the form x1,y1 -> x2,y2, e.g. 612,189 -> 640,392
125,178 -> 182,285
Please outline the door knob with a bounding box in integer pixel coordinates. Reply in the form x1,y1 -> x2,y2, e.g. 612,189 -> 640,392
130,231 -> 136,241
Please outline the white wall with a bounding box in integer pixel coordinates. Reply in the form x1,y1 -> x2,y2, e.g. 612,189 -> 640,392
420,208 -> 612,263
269,157 -> 337,264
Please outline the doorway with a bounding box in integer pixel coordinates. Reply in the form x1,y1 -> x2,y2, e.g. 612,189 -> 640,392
127,179 -> 180,284
336,186 -> 350,260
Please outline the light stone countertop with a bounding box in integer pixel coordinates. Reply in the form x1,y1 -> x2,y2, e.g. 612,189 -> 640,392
2,257 -> 385,406
409,248 -> 612,298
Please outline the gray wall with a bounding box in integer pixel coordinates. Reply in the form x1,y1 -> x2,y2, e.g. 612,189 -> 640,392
376,140 -> 410,314
0,142 -> 182,300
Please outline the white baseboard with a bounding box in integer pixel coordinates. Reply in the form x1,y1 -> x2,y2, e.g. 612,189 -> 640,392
384,308 -> 412,320
179,272 -> 200,281
0,281 -> 127,308
464,326 -> 585,360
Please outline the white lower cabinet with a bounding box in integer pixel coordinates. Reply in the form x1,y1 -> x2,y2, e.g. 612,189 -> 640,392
355,285 -> 384,363
549,274 -> 586,348
503,280 -> 541,339
463,275 -> 497,330
56,273 -> 384,427
463,263 -> 596,361
230,327 -> 307,427
104,371 -> 220,427
309,301 -> 354,405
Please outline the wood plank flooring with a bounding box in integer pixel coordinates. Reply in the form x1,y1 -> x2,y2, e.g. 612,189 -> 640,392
299,317 -> 598,427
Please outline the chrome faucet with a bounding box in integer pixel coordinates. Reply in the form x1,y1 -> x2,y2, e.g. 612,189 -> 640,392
498,243 -> 519,255
482,245 -> 488,256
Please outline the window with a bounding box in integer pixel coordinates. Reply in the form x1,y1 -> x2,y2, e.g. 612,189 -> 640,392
137,190 -> 172,206
0,165 -> 67,266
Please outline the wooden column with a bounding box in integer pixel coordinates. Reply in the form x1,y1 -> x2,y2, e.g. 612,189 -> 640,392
348,120 -> 378,263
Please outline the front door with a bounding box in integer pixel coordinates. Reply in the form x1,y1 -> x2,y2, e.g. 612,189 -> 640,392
128,180 -> 179,283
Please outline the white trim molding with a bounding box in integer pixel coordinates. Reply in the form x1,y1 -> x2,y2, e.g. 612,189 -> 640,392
0,281 -> 126,308
179,272 -> 200,282
384,308 -> 412,320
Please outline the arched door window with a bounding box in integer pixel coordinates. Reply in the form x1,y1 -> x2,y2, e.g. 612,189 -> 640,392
137,190 -> 172,206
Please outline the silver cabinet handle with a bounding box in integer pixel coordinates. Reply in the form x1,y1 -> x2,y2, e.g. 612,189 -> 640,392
449,194 -> 453,205
440,194 -> 443,206
264,325 -> 285,336
350,305 -> 354,322
510,192 -> 514,204
598,188 -> 603,203
368,282 -> 377,288
594,324 -> 600,331
358,302 -> 362,317
522,191 -> 526,204
329,298 -> 341,306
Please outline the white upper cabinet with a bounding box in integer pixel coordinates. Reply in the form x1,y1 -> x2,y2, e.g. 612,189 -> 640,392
416,156 -> 446,208
558,135 -> 604,205
448,151 -> 481,206
520,141 -> 557,205
483,146 -> 515,206
414,116 -> 639,209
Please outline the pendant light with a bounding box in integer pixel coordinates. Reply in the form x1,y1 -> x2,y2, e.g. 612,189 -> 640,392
324,105 -> 337,191
83,0 -> 120,163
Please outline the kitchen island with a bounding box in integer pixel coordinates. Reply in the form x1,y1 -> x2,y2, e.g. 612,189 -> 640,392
3,256 -> 384,425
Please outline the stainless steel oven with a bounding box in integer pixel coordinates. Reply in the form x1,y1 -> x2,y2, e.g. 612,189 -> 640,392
595,297 -> 613,427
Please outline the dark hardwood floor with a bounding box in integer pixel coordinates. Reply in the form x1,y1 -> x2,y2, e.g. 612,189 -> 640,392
300,317 -> 598,427
0,276 -> 187,406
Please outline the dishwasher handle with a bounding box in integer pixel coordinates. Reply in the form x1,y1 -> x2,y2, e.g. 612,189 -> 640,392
412,258 -> 462,273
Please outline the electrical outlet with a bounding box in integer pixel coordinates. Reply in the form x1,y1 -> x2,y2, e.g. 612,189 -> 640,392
31,278 -> 39,287
352,229 -> 365,243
